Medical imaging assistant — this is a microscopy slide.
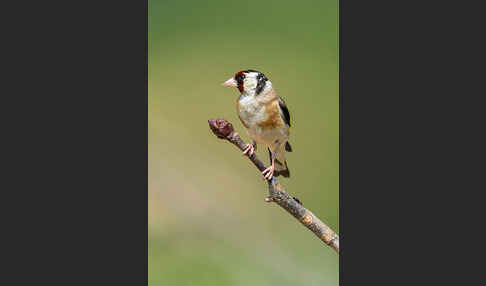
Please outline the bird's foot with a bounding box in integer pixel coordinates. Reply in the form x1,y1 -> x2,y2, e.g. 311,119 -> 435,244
242,144 -> 255,157
262,164 -> 275,180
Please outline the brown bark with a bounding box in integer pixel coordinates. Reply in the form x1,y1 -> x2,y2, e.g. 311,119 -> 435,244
208,118 -> 339,253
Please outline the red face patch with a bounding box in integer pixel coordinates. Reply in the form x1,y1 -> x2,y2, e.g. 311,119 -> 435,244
234,71 -> 246,93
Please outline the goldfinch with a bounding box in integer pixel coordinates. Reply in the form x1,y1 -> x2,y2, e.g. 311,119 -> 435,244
222,70 -> 292,180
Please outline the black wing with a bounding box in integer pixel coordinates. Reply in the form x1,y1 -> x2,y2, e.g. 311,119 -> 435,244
278,98 -> 291,127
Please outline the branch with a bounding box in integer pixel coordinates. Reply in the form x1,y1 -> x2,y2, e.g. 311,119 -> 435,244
208,118 -> 339,253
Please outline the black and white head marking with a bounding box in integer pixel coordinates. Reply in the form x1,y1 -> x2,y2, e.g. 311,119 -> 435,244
234,69 -> 269,96
255,72 -> 268,95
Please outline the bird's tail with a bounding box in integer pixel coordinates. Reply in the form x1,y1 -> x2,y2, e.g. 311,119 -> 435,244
268,144 -> 290,178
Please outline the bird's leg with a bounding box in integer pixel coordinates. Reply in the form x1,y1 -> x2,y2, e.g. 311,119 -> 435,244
242,140 -> 257,157
262,141 -> 281,180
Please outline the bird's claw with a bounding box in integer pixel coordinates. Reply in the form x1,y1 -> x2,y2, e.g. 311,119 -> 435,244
242,144 -> 255,157
262,165 -> 275,180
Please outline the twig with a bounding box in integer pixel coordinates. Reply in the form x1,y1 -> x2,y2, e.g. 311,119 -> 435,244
208,118 -> 339,253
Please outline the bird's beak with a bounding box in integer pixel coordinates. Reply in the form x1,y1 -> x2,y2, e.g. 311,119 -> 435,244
222,77 -> 237,87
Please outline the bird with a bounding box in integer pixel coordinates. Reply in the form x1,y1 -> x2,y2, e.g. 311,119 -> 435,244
222,69 -> 292,180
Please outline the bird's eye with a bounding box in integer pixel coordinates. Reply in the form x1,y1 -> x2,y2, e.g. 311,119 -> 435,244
235,73 -> 245,83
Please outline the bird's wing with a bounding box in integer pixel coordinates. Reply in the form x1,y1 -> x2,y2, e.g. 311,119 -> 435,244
278,97 -> 291,128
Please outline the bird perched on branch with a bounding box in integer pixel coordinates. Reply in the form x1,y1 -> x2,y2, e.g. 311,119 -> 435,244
222,70 -> 292,180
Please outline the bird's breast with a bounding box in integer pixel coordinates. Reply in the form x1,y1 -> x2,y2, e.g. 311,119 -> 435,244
237,96 -> 287,145
237,96 -> 266,129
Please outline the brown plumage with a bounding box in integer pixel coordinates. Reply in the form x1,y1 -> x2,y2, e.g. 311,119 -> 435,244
258,100 -> 285,131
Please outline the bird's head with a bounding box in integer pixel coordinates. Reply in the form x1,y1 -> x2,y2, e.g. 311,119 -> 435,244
222,70 -> 271,96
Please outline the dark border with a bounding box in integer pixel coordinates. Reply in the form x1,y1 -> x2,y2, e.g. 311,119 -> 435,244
9,1 -> 149,284
339,0 -> 479,284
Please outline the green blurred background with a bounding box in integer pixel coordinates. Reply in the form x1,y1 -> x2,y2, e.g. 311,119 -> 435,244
149,1 -> 338,285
